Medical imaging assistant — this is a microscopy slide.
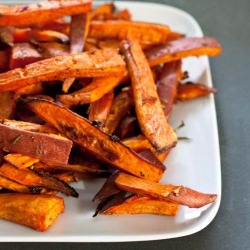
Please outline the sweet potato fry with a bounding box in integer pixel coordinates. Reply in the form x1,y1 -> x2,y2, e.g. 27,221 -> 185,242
9,43 -> 43,70
0,193 -> 64,231
88,91 -> 114,125
26,98 -> 164,181
54,172 -> 79,183
0,92 -> 16,119
35,20 -> 69,34
58,76 -> 123,107
102,195 -> 178,216
0,48 -> 126,92
38,42 -> 69,58
15,82 -> 44,96
0,163 -> 78,197
157,61 -> 182,118
0,174 -> 35,193
4,154 -> 39,169
146,37 -> 222,66
0,0 -> 92,27
176,82 -> 217,101
115,172 -> 217,208
111,9 -> 132,21
0,49 -> 9,72
97,39 -> 120,49
62,12 -> 91,93
122,135 -> 169,162
104,88 -> 134,134
0,120 -> 73,165
121,39 -> 177,151
89,20 -> 170,45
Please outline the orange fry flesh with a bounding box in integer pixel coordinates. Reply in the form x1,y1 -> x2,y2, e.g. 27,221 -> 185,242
103,195 -> 179,216
121,39 -> 177,151
58,76 -> 123,106
4,154 -> 39,169
89,20 -> 170,45
146,37 -> 222,66
177,83 -> 217,101
26,98 -> 164,182
0,48 -> 126,92
115,172 -> 217,208
0,0 -> 92,27
0,193 -> 64,231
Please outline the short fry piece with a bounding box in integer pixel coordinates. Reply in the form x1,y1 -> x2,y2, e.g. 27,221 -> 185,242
176,82 -> 217,101
115,173 -> 217,208
0,163 -> 78,197
9,43 -> 43,70
0,0 -> 92,27
0,193 -> 64,231
157,61 -> 182,118
121,39 -> 177,151
104,88 -> 134,134
26,98 -> 164,181
89,21 -> 170,45
146,37 -> 222,66
0,48 -> 126,92
88,91 -> 114,125
103,195 -> 178,216
4,154 -> 39,169
58,76 -> 122,106
0,120 -> 72,165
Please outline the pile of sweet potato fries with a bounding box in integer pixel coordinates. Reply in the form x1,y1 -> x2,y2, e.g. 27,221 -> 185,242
0,0 -> 222,231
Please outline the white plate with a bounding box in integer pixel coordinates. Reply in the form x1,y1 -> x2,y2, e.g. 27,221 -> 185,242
0,1 -> 221,242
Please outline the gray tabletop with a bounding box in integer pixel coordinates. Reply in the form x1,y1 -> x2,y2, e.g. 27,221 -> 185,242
1,0 -> 250,249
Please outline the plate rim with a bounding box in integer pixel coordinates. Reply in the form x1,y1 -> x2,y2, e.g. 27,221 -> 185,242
0,0 -> 221,242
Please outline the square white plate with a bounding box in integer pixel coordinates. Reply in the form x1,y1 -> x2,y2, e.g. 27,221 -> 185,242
0,0 -> 221,242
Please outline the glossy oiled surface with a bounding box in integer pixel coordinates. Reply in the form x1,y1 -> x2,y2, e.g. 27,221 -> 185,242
1,0 -> 250,249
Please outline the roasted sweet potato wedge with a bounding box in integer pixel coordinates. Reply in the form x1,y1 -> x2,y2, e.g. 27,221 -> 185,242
9,43 -> 43,70
104,88 -> 134,134
115,172 -> 217,208
4,154 -> 39,169
97,39 -> 120,49
176,82 -> 217,101
26,98 -> 164,181
0,174 -> 35,193
121,39 -> 177,151
0,92 -> 16,119
15,82 -> 44,96
0,163 -> 78,197
58,76 -> 123,106
89,20 -> 170,45
157,61 -> 182,118
0,49 -> 9,72
0,48 -> 126,92
0,120 -> 73,165
0,193 -> 64,231
0,0 -> 92,27
103,195 -> 178,216
38,42 -> 69,58
146,37 -> 222,66
35,19 -> 70,34
88,91 -> 114,125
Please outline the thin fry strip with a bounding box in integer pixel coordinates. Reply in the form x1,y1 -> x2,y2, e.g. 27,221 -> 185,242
4,154 -> 39,169
157,61 -> 182,118
0,194 -> 64,231
0,163 -> 78,197
0,0 -> 92,27
58,76 -> 123,106
146,37 -> 222,66
103,195 -> 179,216
88,91 -> 114,125
26,98 -> 165,181
115,172 -> 217,208
176,82 -> 217,101
89,20 -> 170,45
121,39 -> 177,151
0,48 -> 126,92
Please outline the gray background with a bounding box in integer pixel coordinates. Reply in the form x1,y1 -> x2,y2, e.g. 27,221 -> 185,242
1,0 -> 250,249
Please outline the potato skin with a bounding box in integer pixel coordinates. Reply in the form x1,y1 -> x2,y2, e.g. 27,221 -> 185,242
0,193 -> 64,231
